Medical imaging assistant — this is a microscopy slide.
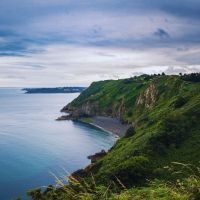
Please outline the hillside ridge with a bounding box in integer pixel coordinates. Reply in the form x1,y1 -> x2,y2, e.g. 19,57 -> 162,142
29,73 -> 200,200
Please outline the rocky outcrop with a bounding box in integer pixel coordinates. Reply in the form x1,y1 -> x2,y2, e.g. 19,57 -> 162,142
87,150 -> 107,163
79,101 -> 99,116
56,115 -> 71,121
136,84 -> 157,108
61,101 -> 99,118
70,150 -> 107,181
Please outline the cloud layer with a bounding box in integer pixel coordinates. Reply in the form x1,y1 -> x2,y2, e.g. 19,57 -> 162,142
0,0 -> 199,86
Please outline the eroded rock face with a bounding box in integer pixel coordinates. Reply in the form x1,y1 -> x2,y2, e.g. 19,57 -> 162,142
115,100 -> 125,120
56,115 -> 70,121
137,84 -> 157,108
61,101 -> 99,117
87,150 -> 107,163
80,101 -> 99,116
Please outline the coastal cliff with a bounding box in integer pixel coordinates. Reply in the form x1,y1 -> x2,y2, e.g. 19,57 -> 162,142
29,74 -> 200,200
57,73 -> 200,182
60,75 -> 161,124
60,74 -> 182,124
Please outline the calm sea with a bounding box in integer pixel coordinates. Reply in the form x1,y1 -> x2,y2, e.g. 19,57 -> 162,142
0,88 -> 116,200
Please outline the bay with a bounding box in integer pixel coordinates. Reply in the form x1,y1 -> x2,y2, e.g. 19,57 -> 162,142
0,88 -> 116,200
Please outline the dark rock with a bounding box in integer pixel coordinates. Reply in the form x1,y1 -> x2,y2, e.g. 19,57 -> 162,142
56,115 -> 72,121
70,169 -> 87,181
70,163 -> 95,181
87,150 -> 107,163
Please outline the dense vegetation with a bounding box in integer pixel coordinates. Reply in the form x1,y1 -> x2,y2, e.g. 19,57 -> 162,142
180,73 -> 200,82
28,74 -> 200,200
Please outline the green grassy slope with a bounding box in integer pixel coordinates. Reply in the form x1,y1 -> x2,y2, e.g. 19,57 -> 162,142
28,74 -> 200,200
68,75 -> 200,186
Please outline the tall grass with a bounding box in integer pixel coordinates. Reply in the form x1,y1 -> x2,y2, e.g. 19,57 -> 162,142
27,162 -> 200,200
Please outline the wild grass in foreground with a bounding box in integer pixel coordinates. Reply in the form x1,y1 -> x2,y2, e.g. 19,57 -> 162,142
26,162 -> 200,200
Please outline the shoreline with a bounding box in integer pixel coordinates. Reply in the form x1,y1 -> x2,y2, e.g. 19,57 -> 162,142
57,115 -> 130,137
90,122 -> 119,137
69,117 -> 125,180
87,116 -> 130,137
68,115 -> 130,137
58,116 -> 126,181
77,120 -> 119,138
56,115 -> 130,178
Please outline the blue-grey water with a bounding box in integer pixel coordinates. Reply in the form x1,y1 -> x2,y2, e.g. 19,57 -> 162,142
0,88 -> 116,200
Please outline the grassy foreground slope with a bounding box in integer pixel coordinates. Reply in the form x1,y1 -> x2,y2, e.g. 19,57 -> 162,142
28,74 -> 200,200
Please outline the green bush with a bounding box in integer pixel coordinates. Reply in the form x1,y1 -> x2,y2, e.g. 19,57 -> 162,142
148,113 -> 196,153
174,96 -> 187,108
124,126 -> 135,138
111,156 -> 151,186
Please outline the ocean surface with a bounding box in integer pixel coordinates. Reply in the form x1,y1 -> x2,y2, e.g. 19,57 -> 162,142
0,88 -> 116,200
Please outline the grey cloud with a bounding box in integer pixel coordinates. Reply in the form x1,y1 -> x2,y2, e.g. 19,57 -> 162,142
3,75 -> 26,80
176,52 -> 200,65
153,28 -> 170,39
96,52 -> 116,57
0,0 -> 199,86
176,47 -> 189,52
0,0 -> 199,55
23,64 -> 46,70
164,66 -> 187,74
164,66 -> 200,74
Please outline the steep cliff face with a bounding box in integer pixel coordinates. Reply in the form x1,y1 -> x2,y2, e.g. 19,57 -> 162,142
61,75 -> 161,122
114,99 -> 126,120
80,101 -> 99,115
136,84 -> 157,108
62,101 -> 99,117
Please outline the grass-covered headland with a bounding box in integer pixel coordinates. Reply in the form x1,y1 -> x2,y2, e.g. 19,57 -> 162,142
28,73 -> 200,200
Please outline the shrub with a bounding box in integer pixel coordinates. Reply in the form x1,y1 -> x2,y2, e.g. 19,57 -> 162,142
174,96 -> 187,108
127,110 -> 133,117
124,126 -> 135,138
148,113 -> 195,153
180,73 -> 200,82
111,156 -> 152,186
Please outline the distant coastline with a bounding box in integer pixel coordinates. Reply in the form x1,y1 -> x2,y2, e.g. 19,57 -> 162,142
23,87 -> 86,94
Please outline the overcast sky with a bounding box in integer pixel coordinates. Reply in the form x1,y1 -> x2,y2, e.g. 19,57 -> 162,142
0,0 -> 200,87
